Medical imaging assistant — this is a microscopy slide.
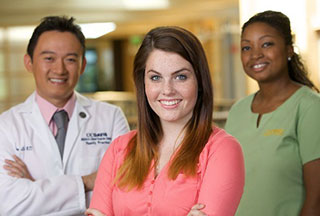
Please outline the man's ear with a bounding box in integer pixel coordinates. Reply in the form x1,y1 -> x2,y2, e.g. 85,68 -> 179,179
24,54 -> 33,73
80,57 -> 87,75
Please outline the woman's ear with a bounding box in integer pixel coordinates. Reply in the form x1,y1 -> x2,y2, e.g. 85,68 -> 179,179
287,45 -> 294,59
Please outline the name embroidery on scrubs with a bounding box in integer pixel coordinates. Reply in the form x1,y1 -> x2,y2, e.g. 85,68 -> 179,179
81,132 -> 112,145
264,129 -> 284,136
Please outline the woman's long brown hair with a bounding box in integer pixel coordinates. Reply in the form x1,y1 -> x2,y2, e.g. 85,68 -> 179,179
115,26 -> 214,190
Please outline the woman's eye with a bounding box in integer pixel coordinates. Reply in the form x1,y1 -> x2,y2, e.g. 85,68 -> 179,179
151,75 -> 160,81
241,46 -> 250,51
176,74 -> 187,80
262,42 -> 274,48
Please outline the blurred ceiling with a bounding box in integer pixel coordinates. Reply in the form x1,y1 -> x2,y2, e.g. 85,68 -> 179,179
0,0 -> 239,37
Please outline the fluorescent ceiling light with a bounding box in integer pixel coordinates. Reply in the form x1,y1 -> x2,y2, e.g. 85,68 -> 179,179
3,22 -> 116,42
80,22 -> 116,39
122,0 -> 169,10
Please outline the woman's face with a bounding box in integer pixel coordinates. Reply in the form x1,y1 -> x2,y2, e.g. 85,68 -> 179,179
144,49 -> 198,126
240,22 -> 292,84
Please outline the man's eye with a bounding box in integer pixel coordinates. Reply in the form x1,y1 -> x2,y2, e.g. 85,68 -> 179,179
67,58 -> 77,62
44,57 -> 53,61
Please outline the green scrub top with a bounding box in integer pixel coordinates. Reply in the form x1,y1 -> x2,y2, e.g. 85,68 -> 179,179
225,86 -> 320,216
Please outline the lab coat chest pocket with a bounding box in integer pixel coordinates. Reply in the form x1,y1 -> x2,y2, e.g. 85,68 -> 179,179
76,134 -> 110,175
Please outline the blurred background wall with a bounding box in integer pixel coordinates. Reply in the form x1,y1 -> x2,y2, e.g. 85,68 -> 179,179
0,0 -> 319,128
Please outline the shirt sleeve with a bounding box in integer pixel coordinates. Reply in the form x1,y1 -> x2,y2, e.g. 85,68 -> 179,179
0,127 -> 86,216
197,135 -> 245,216
298,98 -> 320,164
89,135 -> 121,215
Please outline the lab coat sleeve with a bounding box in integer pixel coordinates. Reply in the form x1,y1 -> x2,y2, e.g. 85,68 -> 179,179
0,129 -> 86,216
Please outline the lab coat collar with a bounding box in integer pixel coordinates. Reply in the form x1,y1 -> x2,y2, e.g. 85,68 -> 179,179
15,91 -> 92,113
17,91 -> 94,171
62,92 -> 91,168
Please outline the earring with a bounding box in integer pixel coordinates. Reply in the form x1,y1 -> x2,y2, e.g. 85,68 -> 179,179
288,57 -> 292,61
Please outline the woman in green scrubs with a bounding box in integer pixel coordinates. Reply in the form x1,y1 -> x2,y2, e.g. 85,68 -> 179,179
225,10 -> 320,216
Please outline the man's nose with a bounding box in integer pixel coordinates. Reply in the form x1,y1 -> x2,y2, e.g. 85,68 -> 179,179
53,59 -> 66,74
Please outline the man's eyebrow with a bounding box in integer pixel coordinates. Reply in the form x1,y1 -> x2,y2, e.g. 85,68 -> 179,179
65,53 -> 79,57
39,51 -> 56,55
39,51 -> 79,57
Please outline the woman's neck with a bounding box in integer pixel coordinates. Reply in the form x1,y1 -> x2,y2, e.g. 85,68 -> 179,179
252,79 -> 300,114
258,78 -> 294,99
155,121 -> 186,177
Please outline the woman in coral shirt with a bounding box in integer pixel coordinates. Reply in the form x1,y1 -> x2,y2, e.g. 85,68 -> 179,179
86,26 -> 245,216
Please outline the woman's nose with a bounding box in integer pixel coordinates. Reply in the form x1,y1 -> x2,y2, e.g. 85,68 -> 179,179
251,47 -> 263,59
162,80 -> 175,95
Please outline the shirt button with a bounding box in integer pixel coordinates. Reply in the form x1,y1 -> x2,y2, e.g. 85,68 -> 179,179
147,202 -> 151,207
149,191 -> 153,195
151,180 -> 155,184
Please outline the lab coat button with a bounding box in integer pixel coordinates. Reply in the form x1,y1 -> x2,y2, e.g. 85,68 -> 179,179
79,112 -> 86,118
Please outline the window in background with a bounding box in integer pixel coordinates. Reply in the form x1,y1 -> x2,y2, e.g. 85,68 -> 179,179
99,48 -> 115,91
76,49 -> 98,92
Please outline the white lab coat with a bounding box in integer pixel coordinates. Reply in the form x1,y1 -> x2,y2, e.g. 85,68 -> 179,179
0,92 -> 129,216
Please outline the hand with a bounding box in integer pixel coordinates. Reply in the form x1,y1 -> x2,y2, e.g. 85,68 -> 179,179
85,208 -> 105,216
82,171 -> 97,192
3,155 -> 35,181
187,203 -> 207,216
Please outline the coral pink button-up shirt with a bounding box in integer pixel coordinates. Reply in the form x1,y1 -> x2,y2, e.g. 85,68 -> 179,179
90,127 -> 245,216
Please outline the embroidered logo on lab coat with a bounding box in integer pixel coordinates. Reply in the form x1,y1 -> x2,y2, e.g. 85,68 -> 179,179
81,132 -> 112,145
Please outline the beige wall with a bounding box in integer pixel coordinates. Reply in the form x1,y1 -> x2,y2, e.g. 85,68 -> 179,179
0,34 -> 34,112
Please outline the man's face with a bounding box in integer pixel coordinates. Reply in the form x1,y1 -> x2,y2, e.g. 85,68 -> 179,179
24,30 -> 86,107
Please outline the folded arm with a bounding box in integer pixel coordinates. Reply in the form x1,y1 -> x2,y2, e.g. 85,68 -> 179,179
0,143 -> 86,215
196,136 -> 245,216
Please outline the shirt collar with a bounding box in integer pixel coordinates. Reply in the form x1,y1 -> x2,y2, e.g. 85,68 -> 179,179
36,92 -> 76,125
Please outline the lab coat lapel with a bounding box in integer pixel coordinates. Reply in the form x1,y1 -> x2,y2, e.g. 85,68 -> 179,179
62,93 -> 91,169
22,94 -> 64,173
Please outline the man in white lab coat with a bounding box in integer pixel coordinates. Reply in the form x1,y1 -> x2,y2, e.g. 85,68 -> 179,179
0,16 -> 129,215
